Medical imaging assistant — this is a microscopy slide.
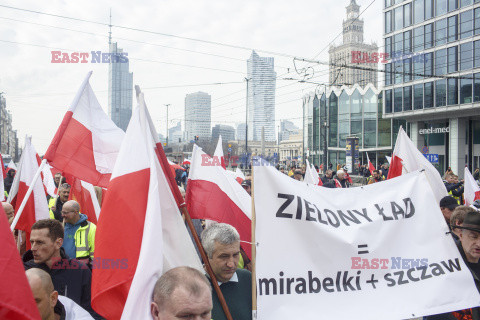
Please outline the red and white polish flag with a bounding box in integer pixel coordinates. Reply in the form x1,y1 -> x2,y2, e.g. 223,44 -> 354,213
7,137 -> 49,247
186,145 -> 252,257
387,127 -> 447,203
92,90 -> 201,320
366,152 -> 376,176
44,71 -> 124,188
464,167 -> 480,206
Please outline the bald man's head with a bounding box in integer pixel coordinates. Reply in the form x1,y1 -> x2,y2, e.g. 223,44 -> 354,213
61,200 -> 80,225
26,268 -> 57,320
151,267 -> 212,320
2,202 -> 14,225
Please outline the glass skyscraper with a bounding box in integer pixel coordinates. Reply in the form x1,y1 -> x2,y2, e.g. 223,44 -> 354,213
247,51 -> 276,142
108,42 -> 133,131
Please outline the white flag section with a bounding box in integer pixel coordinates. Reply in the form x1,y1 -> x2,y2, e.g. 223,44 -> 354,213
304,159 -> 320,185
389,127 -> 447,204
42,163 -> 56,198
213,135 -> 226,169
7,161 -> 17,171
464,167 -> 480,206
254,166 -> 480,320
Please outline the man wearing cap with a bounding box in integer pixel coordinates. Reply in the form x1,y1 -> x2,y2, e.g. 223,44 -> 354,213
293,169 -> 303,181
241,180 -> 251,196
440,196 -> 460,232
426,210 -> 480,319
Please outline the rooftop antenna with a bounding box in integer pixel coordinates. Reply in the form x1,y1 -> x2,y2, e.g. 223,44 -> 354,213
108,8 -> 112,45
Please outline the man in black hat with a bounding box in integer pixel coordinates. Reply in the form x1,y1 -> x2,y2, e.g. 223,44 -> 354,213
425,210 -> 480,319
241,180 -> 251,196
457,211 -> 480,269
440,196 -> 460,227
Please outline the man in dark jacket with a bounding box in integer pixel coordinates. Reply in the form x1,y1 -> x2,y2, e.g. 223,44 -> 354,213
23,219 -> 100,319
320,170 -> 336,188
201,223 -> 252,320
425,211 -> 480,320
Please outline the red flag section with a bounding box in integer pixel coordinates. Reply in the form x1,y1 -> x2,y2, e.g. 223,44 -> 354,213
44,71 -> 124,188
187,145 -> 252,258
387,155 -> 403,180
366,153 -> 375,176
0,204 -> 42,320
92,89 -> 201,320
8,137 -> 49,249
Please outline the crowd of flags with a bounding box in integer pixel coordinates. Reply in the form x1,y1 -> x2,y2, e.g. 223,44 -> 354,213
2,71 -> 480,319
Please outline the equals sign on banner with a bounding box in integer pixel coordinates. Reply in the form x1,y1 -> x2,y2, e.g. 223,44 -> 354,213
357,244 -> 369,254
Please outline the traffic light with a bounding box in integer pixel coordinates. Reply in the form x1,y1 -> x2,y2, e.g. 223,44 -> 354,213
194,135 -> 199,141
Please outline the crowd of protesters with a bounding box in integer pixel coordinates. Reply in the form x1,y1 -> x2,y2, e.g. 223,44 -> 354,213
4,157 -> 480,320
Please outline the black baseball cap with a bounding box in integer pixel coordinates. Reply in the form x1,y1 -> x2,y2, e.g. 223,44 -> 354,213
439,196 -> 459,210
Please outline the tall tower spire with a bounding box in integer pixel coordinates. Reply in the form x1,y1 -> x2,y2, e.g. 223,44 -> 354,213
343,0 -> 363,44
108,8 -> 112,45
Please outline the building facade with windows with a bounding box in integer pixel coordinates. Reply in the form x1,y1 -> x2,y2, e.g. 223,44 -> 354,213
0,95 -> 19,162
383,0 -> 480,176
303,84 -> 405,169
108,42 -> 133,131
247,51 -> 276,142
185,92 -> 212,141
212,124 -> 236,142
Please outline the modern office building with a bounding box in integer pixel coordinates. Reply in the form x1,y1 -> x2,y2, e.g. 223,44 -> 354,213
329,0 -> 379,87
236,123 -> 246,142
383,0 -> 480,176
279,120 -> 300,142
303,84 -> 405,168
108,42 -> 133,131
185,92 -> 212,140
247,51 -> 276,142
169,121 -> 183,144
212,124 -> 236,142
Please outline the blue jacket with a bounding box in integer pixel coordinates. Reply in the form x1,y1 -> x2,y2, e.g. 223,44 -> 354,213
63,213 -> 88,259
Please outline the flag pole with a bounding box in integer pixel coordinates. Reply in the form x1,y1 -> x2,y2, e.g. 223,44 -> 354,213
251,166 -> 257,319
10,159 -> 47,231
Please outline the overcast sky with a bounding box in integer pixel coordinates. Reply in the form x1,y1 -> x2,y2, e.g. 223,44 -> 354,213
0,0 -> 383,154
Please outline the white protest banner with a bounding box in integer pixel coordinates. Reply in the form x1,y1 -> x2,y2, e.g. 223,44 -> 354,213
254,166 -> 480,320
